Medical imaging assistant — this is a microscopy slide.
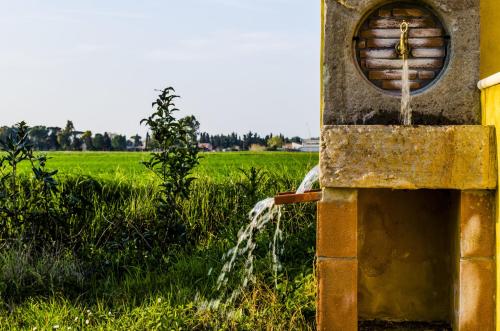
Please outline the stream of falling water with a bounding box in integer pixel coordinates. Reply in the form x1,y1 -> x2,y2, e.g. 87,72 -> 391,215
199,165 -> 320,312
400,57 -> 412,125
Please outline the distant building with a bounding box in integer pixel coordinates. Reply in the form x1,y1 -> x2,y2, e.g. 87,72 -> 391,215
300,138 -> 320,152
282,142 -> 303,151
222,145 -> 241,152
249,144 -> 266,152
126,145 -> 145,152
198,143 -> 213,152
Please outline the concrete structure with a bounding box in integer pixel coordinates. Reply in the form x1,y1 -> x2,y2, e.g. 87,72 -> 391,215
320,126 -> 497,190
317,0 -> 500,330
318,127 -> 497,330
321,0 -> 481,126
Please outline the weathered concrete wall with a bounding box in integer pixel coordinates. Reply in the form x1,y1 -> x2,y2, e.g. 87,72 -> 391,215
320,125 -> 497,190
321,0 -> 480,125
480,0 -> 500,79
358,189 -> 455,321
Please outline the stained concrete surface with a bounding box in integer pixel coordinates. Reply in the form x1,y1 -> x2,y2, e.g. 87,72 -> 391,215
358,189 -> 456,322
320,125 -> 497,190
322,0 -> 480,125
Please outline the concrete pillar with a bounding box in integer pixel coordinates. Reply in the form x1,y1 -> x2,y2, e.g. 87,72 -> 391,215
317,188 -> 358,331
456,190 -> 496,331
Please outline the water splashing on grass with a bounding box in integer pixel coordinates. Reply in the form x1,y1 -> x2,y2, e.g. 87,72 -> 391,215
199,165 -> 320,312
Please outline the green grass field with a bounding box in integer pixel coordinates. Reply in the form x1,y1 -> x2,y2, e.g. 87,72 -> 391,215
19,151 -> 319,183
1,151 -> 319,330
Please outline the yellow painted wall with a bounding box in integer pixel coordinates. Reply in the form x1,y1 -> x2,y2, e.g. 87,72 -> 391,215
481,0 -> 500,79
481,85 -> 500,331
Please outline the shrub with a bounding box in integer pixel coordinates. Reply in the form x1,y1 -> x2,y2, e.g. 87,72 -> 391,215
141,87 -> 200,246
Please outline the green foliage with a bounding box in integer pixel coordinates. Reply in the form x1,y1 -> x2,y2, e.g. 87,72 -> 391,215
92,133 -> 104,150
131,134 -> 142,147
0,133 -> 317,329
11,151 -> 318,183
0,121 -> 31,228
57,120 -> 74,150
0,122 -> 85,244
102,133 -> 112,151
237,166 -> 269,205
267,136 -> 284,150
0,242 -> 84,301
0,122 -> 62,240
141,87 -> 200,244
111,134 -> 127,151
82,130 -> 93,150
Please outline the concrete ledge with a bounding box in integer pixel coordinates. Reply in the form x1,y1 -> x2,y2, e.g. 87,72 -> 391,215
320,125 -> 497,190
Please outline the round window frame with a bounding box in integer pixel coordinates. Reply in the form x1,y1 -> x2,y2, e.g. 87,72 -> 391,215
351,1 -> 451,96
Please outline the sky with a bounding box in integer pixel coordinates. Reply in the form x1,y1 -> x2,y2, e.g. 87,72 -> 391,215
0,0 -> 320,138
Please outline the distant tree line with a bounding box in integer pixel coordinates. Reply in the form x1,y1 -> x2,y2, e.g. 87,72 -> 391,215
0,121 -> 303,152
198,131 -> 302,150
0,120 -> 142,151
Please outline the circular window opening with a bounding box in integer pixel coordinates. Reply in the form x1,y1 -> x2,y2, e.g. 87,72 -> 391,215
354,2 -> 449,94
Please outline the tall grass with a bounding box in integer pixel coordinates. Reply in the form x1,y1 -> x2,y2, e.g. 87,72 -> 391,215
0,153 -> 318,330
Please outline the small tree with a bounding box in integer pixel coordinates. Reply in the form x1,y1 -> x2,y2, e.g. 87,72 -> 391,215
0,122 -> 31,227
93,133 -> 104,150
82,130 -> 93,150
131,134 -> 143,148
141,87 -> 199,244
102,133 -> 112,151
0,121 -> 59,241
267,136 -> 284,150
111,134 -> 127,151
57,120 -> 74,150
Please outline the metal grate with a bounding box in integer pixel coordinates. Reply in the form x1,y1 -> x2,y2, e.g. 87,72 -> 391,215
354,2 -> 448,93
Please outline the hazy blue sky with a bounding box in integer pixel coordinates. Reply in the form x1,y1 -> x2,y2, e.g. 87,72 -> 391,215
0,0 -> 320,138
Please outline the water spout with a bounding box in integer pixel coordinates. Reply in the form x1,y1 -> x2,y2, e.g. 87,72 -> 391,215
396,20 -> 412,125
395,20 -> 410,59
